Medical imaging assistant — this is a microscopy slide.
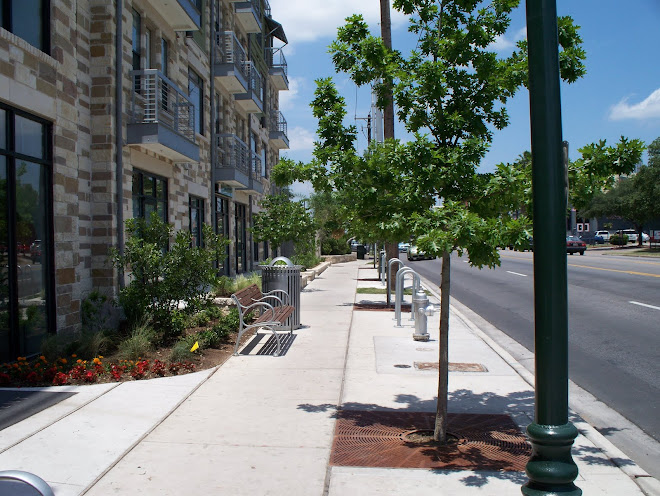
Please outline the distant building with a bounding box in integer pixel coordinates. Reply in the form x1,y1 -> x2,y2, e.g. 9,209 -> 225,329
0,0 -> 289,360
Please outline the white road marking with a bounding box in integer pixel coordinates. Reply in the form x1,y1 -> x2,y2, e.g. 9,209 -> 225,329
629,301 -> 660,311
506,271 -> 528,277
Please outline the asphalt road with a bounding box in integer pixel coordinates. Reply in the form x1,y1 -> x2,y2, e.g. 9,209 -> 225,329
410,248 -> 660,469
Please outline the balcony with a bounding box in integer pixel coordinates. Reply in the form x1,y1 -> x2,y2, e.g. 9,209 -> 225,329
213,31 -> 249,94
249,153 -> 264,194
266,47 -> 288,91
269,111 -> 289,149
234,62 -> 264,114
127,70 -> 199,163
233,0 -> 263,34
215,134 -> 250,188
143,0 -> 201,31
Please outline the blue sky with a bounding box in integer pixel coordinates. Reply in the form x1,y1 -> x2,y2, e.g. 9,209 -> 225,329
269,0 -> 660,198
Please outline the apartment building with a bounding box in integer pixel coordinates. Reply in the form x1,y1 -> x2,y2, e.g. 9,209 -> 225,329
0,0 -> 289,361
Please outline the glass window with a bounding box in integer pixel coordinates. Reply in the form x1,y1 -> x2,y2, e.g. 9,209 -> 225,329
132,9 -> 141,71
235,203 -> 247,273
189,196 -> 204,247
145,28 -> 153,69
0,105 -> 52,361
188,69 -> 203,135
132,170 -> 167,222
161,38 -> 169,78
15,115 -> 45,159
215,196 -> 229,275
2,0 -> 48,52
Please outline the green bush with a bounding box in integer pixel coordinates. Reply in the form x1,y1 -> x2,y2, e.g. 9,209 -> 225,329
321,237 -> 351,255
610,234 -> 628,245
169,336 -> 197,362
292,252 -> 322,271
110,214 -> 228,343
117,323 -> 156,361
213,308 -> 241,339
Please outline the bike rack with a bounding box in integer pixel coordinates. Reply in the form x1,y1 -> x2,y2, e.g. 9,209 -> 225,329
386,258 -> 404,306
395,266 -> 421,327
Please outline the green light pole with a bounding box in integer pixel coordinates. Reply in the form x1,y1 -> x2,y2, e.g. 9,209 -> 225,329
523,0 -> 581,495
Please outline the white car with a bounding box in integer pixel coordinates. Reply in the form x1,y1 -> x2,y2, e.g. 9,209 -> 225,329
594,230 -> 610,241
617,229 -> 638,243
641,232 -> 650,242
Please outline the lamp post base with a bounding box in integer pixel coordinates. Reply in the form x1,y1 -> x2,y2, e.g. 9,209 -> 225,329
522,422 -> 581,496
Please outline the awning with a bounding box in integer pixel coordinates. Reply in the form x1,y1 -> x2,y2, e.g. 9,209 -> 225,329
265,16 -> 287,44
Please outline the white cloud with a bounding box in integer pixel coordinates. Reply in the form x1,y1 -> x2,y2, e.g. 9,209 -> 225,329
278,77 -> 303,112
490,27 -> 526,52
609,88 -> 660,121
288,126 -> 316,152
269,0 -> 408,46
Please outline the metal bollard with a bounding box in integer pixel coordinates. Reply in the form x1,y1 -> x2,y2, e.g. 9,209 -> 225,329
412,289 -> 434,341
379,250 -> 387,283
387,258 -> 403,306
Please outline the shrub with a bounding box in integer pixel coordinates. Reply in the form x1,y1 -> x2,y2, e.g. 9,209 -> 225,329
321,236 -> 351,255
292,252 -> 322,271
117,323 -> 156,361
169,335 -> 197,362
67,330 -> 114,361
213,276 -> 234,297
213,308 -> 241,339
110,214 -> 229,342
610,234 -> 628,245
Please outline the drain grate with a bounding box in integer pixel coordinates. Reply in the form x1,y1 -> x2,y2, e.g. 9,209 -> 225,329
331,411 -> 530,471
415,362 -> 488,372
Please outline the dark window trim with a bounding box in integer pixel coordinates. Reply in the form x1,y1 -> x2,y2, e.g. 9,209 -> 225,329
0,102 -> 55,355
1,0 -> 51,54
188,67 -> 204,136
132,169 -> 168,222
189,195 -> 205,247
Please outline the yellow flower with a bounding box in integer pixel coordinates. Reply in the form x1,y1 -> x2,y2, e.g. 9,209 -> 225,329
77,359 -> 82,364
93,358 -> 101,365
99,356 -> 104,359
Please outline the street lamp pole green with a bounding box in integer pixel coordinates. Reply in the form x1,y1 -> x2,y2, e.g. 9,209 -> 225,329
523,0 -> 581,494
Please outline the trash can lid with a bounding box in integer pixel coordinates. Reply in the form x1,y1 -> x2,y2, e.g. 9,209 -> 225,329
269,256 -> 294,267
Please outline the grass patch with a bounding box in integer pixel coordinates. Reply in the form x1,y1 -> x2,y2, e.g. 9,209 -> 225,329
356,287 -> 431,295
602,248 -> 660,258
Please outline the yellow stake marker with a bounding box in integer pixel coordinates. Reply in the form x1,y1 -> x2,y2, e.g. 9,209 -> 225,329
190,341 -> 199,352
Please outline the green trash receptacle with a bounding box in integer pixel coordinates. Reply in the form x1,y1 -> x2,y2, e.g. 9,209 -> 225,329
356,245 -> 366,259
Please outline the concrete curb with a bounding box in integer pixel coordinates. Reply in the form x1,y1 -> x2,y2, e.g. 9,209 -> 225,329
418,273 -> 660,496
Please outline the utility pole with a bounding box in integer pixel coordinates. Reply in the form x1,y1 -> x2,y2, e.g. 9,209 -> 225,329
380,0 -> 395,141
524,0 -> 580,494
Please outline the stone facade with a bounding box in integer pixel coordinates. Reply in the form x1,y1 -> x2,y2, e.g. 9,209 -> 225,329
0,0 -> 289,343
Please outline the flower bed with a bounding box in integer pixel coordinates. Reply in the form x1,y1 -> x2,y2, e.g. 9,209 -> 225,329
0,355 -> 196,387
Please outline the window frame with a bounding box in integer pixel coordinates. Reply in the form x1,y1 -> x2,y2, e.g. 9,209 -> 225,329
0,0 -> 50,53
132,169 -> 168,223
0,102 -> 54,360
189,195 -> 205,248
188,67 -> 204,136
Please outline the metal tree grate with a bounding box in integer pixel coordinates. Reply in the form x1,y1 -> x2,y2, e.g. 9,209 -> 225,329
331,411 -> 530,471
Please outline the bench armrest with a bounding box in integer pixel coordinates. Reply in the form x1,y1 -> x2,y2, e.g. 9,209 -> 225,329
243,301 -> 276,322
261,289 -> 290,306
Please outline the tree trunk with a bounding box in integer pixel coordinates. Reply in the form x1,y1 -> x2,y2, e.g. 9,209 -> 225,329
434,251 -> 450,443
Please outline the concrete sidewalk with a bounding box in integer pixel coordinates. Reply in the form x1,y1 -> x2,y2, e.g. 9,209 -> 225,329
0,259 -> 656,495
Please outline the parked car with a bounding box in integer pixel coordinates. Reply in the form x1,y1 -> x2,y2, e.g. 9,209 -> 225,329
594,230 -> 611,243
641,232 -> 650,243
566,235 -> 586,255
407,245 -> 435,261
30,240 -> 42,263
616,229 -> 638,243
592,234 -> 604,244
398,242 -> 411,252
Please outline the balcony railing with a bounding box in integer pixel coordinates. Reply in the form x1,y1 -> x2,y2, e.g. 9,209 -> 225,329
215,31 -> 247,69
266,47 -> 288,91
129,70 -> 195,142
235,62 -> 264,113
216,134 -> 250,174
127,70 -> 199,162
269,110 -> 289,149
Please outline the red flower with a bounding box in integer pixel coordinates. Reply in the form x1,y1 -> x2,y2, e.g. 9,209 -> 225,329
52,372 -> 69,386
83,370 -> 97,383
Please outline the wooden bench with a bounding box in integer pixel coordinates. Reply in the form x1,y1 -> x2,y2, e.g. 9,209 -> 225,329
231,284 -> 294,357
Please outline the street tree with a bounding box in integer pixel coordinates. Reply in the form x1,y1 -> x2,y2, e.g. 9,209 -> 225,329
329,0 -> 586,442
251,192 -> 318,265
569,136 -> 645,213
584,157 -> 660,245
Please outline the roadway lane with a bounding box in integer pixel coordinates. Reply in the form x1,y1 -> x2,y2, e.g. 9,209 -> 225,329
411,250 -> 660,448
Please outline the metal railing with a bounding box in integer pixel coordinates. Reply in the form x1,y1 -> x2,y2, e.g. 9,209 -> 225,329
244,61 -> 264,103
265,46 -> 288,78
214,31 -> 248,75
216,134 -> 249,174
129,70 -> 195,142
251,152 -> 262,180
270,110 -> 287,136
